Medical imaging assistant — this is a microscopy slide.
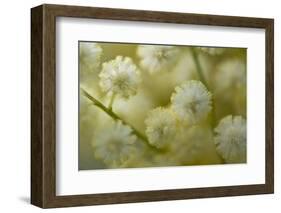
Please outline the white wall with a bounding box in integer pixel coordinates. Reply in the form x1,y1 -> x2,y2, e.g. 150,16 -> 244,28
0,0 -> 279,212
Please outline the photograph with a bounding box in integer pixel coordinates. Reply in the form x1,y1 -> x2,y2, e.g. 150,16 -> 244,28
79,42 -> 247,170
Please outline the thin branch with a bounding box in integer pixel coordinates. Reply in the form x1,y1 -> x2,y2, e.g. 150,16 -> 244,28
190,47 -> 216,127
81,88 -> 161,151
190,47 -> 209,89
108,93 -> 116,110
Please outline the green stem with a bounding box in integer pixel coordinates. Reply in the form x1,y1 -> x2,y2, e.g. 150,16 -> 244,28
189,48 -> 225,162
190,47 -> 209,89
190,47 -> 216,127
108,93 -> 116,110
81,88 -> 160,151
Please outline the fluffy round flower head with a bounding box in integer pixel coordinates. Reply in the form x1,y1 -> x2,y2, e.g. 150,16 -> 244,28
99,56 -> 141,99
215,58 -> 246,91
145,107 -> 177,149
171,80 -> 212,124
214,115 -> 246,163
137,45 -> 180,74
198,47 -> 225,56
92,121 -> 137,168
80,42 -> 102,71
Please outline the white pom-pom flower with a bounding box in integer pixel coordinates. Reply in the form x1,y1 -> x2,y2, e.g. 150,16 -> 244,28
215,58 -> 246,91
145,107 -> 177,149
198,47 -> 225,55
171,80 -> 212,124
99,56 -> 141,99
92,121 -> 137,167
214,115 -> 246,163
80,42 -> 102,71
137,45 -> 180,74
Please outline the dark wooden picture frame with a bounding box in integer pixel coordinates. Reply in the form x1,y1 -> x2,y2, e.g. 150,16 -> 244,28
31,4 -> 274,208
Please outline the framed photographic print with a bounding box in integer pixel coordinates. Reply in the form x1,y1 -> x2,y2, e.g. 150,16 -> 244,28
31,4 -> 274,208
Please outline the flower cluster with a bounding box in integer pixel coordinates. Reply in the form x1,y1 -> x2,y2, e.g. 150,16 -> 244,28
137,45 -> 180,74
99,56 -> 141,99
214,115 -> 246,163
143,80 -> 212,149
214,58 -> 246,91
80,42 -> 102,73
171,80 -> 212,124
145,107 -> 177,149
92,121 -> 137,167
